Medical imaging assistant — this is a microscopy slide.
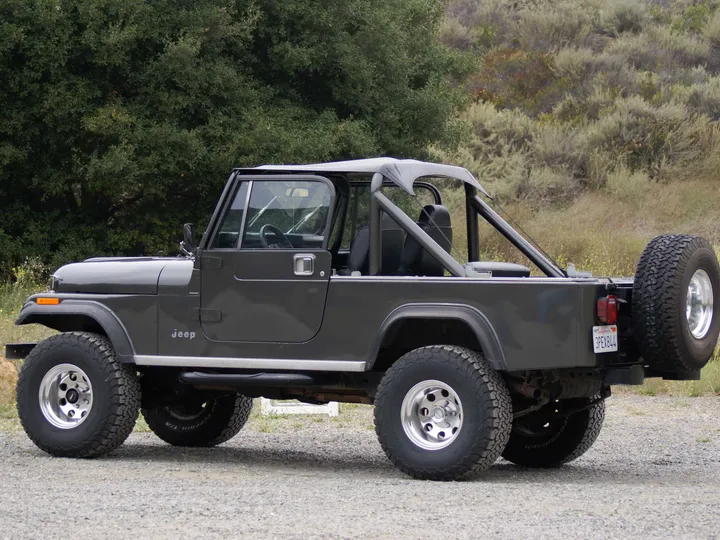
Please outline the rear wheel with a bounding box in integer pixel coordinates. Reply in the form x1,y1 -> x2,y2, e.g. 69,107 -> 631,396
374,345 -> 512,481
142,394 -> 253,447
502,398 -> 605,468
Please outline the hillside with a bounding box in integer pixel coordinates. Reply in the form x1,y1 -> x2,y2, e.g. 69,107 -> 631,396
435,0 -> 720,273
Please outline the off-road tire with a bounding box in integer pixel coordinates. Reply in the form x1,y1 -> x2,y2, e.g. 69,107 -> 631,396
16,332 -> 140,458
502,398 -> 605,468
142,394 -> 253,447
374,345 -> 512,481
633,234 -> 720,373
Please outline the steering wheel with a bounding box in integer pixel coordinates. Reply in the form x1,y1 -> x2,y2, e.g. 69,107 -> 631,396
259,224 -> 293,249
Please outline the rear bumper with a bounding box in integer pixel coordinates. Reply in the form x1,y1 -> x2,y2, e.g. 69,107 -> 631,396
4,343 -> 36,360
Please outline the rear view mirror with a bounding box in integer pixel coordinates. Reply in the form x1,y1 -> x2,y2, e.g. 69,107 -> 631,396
286,187 -> 309,198
180,223 -> 197,257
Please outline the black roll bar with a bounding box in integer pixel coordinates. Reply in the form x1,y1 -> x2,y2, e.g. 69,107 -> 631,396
469,195 -> 566,278
369,173 -> 466,277
464,183 -> 480,262
368,173 -> 565,278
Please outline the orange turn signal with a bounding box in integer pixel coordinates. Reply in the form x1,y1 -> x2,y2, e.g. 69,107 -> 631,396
36,297 -> 60,305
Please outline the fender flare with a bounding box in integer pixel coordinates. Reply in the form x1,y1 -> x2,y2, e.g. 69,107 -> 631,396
368,303 -> 507,370
15,299 -> 136,362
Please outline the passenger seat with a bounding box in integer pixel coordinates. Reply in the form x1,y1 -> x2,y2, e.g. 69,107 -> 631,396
344,214 -> 404,275
397,205 -> 453,276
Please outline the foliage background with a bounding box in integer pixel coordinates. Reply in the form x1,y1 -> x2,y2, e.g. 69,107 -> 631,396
0,0 -> 468,278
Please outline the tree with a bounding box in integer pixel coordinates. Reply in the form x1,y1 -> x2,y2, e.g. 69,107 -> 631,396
0,0 -> 468,277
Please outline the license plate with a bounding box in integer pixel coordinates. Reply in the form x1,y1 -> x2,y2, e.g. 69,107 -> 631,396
593,325 -> 618,353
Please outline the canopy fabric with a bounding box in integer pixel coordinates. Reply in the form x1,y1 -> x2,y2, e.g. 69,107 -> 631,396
243,157 -> 488,196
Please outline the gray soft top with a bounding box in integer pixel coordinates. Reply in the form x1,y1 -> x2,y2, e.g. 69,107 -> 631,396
241,157 -> 488,197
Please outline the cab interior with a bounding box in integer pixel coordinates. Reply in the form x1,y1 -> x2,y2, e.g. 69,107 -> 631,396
326,175 -> 530,278
212,172 -> 532,278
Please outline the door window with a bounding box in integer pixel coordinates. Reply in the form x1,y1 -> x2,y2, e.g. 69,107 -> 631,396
241,180 -> 333,249
210,182 -> 249,249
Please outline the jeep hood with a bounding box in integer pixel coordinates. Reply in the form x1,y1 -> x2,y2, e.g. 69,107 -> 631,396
53,257 -> 190,295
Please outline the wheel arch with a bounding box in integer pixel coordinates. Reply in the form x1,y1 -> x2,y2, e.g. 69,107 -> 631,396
16,300 -> 136,362
368,303 -> 506,371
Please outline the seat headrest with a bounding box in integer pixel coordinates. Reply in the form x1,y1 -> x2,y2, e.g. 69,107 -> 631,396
418,205 -> 451,229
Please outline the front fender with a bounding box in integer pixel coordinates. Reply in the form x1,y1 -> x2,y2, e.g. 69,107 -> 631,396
369,303 -> 507,370
16,298 -> 136,362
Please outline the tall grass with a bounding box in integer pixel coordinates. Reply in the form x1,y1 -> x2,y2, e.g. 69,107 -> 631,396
0,278 -> 53,406
0,282 -> 53,348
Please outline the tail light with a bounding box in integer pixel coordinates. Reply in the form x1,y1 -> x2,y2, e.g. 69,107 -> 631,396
597,295 -> 618,325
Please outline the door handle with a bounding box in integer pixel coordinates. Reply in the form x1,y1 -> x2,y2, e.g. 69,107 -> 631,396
293,254 -> 315,276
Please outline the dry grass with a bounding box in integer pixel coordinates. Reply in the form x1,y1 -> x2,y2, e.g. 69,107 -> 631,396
0,282 -> 53,408
0,283 -> 54,346
444,178 -> 720,277
0,359 -> 17,406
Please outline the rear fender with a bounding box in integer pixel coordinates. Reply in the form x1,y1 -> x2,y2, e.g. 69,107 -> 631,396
15,299 -> 135,362
369,303 -> 507,370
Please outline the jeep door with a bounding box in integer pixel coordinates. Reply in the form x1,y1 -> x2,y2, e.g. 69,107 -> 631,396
200,175 -> 334,343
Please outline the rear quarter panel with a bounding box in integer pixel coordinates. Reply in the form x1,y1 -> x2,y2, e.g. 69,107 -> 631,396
321,276 -> 601,370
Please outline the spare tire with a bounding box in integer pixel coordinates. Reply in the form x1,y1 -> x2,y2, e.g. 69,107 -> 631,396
633,234 -> 720,373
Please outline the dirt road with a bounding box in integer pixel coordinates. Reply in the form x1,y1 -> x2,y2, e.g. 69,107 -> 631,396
1,396 -> 719,539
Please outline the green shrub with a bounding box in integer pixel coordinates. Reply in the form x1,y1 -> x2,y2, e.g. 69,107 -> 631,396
514,1 -> 595,51
671,1 -> 716,34
606,25 -> 710,71
596,0 -> 649,36
704,10 -> 720,46
685,76 -> 720,119
441,16 -> 482,51
551,47 -> 596,79
471,49 -> 561,112
531,123 -> 585,174
605,164 -> 651,200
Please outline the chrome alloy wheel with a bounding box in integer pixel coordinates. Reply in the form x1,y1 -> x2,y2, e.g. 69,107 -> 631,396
38,364 -> 93,429
686,269 -> 714,339
400,380 -> 463,450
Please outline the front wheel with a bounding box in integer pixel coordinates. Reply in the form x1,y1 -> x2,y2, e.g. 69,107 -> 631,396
142,394 -> 253,447
374,345 -> 512,481
502,398 -> 605,468
16,332 -> 141,458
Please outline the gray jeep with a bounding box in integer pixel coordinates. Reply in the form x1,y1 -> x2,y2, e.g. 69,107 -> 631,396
6,158 -> 720,480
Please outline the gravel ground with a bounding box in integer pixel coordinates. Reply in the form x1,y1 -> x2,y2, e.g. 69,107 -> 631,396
1,395 -> 720,540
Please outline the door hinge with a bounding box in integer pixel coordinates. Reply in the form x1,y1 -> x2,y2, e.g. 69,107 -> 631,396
200,257 -> 223,270
194,308 -> 222,322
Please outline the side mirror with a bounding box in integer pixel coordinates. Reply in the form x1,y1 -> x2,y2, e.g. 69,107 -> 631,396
179,223 -> 197,257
